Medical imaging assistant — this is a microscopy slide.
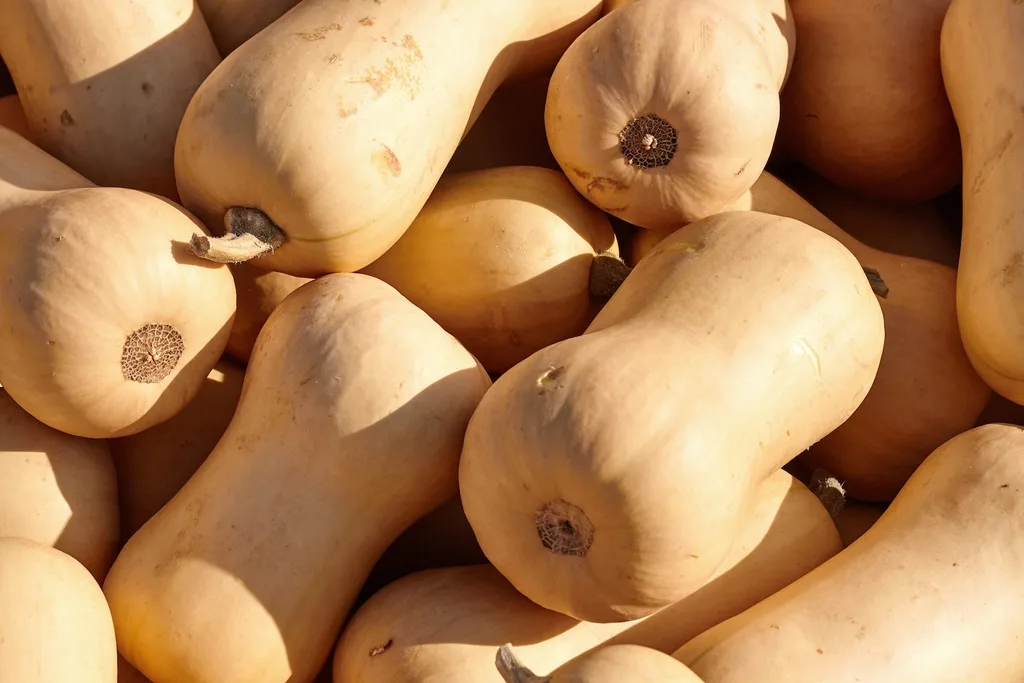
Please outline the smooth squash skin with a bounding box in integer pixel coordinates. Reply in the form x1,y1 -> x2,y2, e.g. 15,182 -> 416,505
175,0 -> 603,276
110,359 -> 245,542
103,274 -> 491,683
0,0 -> 221,200
225,264 -> 310,364
334,470 -> 840,682
544,0 -> 795,231
0,93 -> 33,141
361,166 -> 620,374
0,128 -> 236,439
942,0 -> 1024,405
630,173 -> 990,501
776,0 -> 960,202
0,537 -> 118,683
497,644 -> 704,683
195,0 -> 300,56
0,388 -> 119,581
676,424 -> 1024,683
832,500 -> 885,548
460,211 -> 883,622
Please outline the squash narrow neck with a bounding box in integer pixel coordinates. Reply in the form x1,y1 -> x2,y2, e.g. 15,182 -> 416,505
0,129 -> 93,212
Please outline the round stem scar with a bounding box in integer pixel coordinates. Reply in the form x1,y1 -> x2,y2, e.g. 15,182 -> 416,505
810,468 -> 847,521
495,644 -> 551,683
619,113 -> 678,169
536,500 -> 594,557
589,252 -> 633,300
189,207 -> 287,264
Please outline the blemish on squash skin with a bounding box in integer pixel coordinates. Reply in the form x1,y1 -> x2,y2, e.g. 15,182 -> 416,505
585,176 -> 627,198
59,109 -> 74,126
794,338 -> 822,381
734,159 -> 751,176
368,639 -> 393,657
1002,252 -> 1024,285
970,130 -> 1013,197
359,17 -> 375,26
141,82 -> 154,95
348,36 -> 423,99
537,365 -> 566,393
372,145 -> 402,177
569,167 -> 592,180
293,23 -> 342,41
652,241 -> 704,257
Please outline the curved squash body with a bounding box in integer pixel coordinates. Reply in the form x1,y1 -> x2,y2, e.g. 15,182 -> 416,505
460,211 -> 883,622
0,389 -> 119,581
777,0 -> 960,202
103,274 -> 491,683
0,93 -> 33,141
631,173 -> 989,500
195,0 -> 300,55
832,500 -> 884,548
111,360 -> 245,541
0,0 -> 220,199
225,264 -> 310,363
0,129 -> 236,439
942,0 -> 1024,404
545,0 -> 793,230
0,537 -> 117,683
335,470 -> 839,682
362,166 -> 617,373
503,644 -> 705,683
677,424 -> 1024,682
175,0 -> 603,276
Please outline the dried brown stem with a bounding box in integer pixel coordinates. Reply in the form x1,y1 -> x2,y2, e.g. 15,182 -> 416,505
495,644 -> 551,683
189,207 -> 287,264
810,468 -> 847,521
589,252 -> 632,300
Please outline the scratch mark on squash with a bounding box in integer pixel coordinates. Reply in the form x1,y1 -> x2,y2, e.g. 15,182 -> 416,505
585,176 -> 626,197
735,158 -> 751,176
1002,252 -> 1023,285
970,130 -> 1014,197
537,365 -> 566,393
324,53 -> 340,64
372,144 -> 402,177
793,338 -> 822,381
569,167 -> 592,180
653,241 -> 704,257
293,22 -> 342,41
359,16 -> 375,26
369,639 -> 393,657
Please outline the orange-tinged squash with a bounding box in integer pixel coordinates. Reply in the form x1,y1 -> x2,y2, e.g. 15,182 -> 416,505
629,172 -> 989,500
776,0 -> 960,202
118,657 -> 152,683
545,0 -> 795,231
0,537 -> 117,683
225,264 -> 309,364
941,0 -> 1024,404
110,359 -> 245,542
497,644 -> 704,683
0,128 -> 236,439
0,93 -> 33,141
334,469 -> 839,682
0,0 -> 221,200
0,388 -> 119,581
195,0 -> 300,56
676,424 -> 1024,682
175,0 -> 603,276
832,500 -> 884,548
460,211 -> 883,622
362,166 -> 621,374
104,274 -> 491,683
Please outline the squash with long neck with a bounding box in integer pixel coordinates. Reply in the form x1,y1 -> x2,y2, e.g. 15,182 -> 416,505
104,274 -> 491,683
176,0 -> 603,276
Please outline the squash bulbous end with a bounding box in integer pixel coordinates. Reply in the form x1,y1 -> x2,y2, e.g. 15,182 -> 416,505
536,500 -> 594,557
121,323 -> 184,383
619,113 -> 678,169
495,644 -> 550,683
810,468 -> 847,521
589,252 -> 632,300
189,207 -> 287,264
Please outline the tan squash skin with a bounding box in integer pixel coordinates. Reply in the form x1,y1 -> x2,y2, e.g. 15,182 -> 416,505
0,1 -> 220,200
0,93 -> 34,141
942,0 -> 1024,405
225,263 -> 310,364
498,644 -> 704,683
362,166 -> 619,374
545,0 -> 795,231
630,173 -> 990,501
335,470 -> 839,682
832,500 -> 885,548
0,537 -> 117,683
110,359 -> 245,542
460,211 -> 883,622
0,128 -> 236,439
0,388 -> 119,581
196,0 -> 301,56
676,424 -> 1024,683
104,274 -> 491,683
175,0 -> 603,277
776,0 -> 960,202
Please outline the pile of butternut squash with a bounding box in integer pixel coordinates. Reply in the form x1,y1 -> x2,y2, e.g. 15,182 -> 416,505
1,0 -> 1022,682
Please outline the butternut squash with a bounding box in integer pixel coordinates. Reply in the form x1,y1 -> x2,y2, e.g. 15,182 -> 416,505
460,211 -> 883,622
941,0 -> 1024,404
0,128 -> 236,439
0,388 -> 119,580
832,500 -> 885,548
118,657 -> 152,683
103,274 -> 491,683
498,644 -> 704,683
676,424 -> 1024,683
225,264 -> 310,363
110,359 -> 245,542
175,0 -> 603,276
362,166 -> 621,373
544,0 -> 795,231
0,93 -> 33,141
196,0 -> 300,56
335,469 -> 839,682
629,173 -> 990,500
0,1 -> 221,200
776,0 -> 960,202
0,537 -> 117,683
